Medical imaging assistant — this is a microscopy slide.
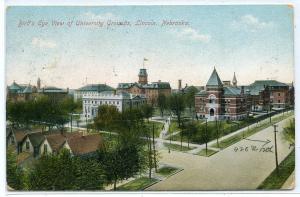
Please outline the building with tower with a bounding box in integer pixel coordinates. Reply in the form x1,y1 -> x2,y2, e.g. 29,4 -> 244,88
195,68 -> 294,121
117,67 -> 171,105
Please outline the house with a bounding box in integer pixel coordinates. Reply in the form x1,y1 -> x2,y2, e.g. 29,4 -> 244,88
39,132 -> 103,157
21,132 -> 45,157
7,127 -> 104,160
7,128 -> 31,154
82,91 -> 147,119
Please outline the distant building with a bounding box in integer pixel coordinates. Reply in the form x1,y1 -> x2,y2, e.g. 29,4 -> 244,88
117,68 -> 171,105
6,78 -> 69,102
248,80 -> 292,110
74,84 -> 115,101
82,91 -> 146,119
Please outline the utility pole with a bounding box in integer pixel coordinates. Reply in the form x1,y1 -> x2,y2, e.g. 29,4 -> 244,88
215,118 -> 219,148
152,123 -> 157,172
273,124 -> 279,175
70,113 -> 73,132
269,103 -> 271,123
205,118 -> 208,156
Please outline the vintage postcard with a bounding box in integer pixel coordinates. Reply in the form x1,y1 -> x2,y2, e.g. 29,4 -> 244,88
5,4 -> 295,192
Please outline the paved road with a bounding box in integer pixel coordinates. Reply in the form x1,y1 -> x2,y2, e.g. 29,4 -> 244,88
146,116 -> 294,191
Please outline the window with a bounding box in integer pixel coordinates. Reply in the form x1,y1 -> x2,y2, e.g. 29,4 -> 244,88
278,100 -> 281,103
278,93 -> 280,96
26,141 -> 30,150
44,144 -> 48,154
208,95 -> 216,104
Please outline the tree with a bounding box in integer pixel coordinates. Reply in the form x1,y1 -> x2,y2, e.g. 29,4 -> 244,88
6,146 -> 25,190
141,104 -> 154,123
168,93 -> 185,128
97,141 -> 146,190
27,149 -> 105,190
283,118 -> 295,144
157,93 -> 167,117
184,86 -> 198,116
182,121 -> 198,149
94,105 -> 121,133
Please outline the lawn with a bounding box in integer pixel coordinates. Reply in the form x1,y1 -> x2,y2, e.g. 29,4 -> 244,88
117,177 -> 159,191
211,112 -> 294,149
163,142 -> 196,152
168,120 -> 238,144
196,148 -> 218,157
156,166 -> 179,177
257,149 -> 295,189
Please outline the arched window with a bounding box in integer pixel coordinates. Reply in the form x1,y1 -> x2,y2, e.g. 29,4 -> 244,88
208,94 -> 216,104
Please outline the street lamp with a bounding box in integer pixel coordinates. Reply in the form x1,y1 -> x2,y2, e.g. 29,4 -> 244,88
273,124 -> 279,175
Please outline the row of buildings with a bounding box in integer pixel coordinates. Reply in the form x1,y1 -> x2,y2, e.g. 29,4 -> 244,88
7,128 -> 102,165
7,66 -> 294,121
195,68 -> 294,121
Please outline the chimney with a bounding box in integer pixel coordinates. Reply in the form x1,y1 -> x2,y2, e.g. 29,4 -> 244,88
178,79 -> 182,90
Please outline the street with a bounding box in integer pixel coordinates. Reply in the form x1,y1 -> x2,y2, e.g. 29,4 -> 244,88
146,116 -> 294,190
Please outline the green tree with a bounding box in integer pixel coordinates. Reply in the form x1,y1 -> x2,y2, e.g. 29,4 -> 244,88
184,86 -> 198,116
168,93 -> 185,128
94,105 -> 121,133
6,146 -> 25,190
182,121 -> 198,149
141,104 -> 154,123
28,149 -> 105,190
97,141 -> 146,190
283,118 -> 295,144
157,93 -> 167,117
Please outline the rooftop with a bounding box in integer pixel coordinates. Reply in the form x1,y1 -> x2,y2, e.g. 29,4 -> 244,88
206,68 -> 223,87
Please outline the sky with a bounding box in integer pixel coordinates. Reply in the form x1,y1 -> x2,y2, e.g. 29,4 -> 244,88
5,5 -> 294,89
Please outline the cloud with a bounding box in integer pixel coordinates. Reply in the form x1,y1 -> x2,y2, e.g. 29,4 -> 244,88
175,27 -> 211,43
231,14 -> 274,32
31,37 -> 57,49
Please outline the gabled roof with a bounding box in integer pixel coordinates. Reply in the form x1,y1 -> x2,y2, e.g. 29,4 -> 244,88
27,132 -> 45,147
206,68 -> 223,87
117,82 -> 143,89
45,132 -> 82,152
67,134 -> 103,155
77,84 -> 115,92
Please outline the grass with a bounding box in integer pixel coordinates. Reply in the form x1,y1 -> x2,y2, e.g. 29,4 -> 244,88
257,149 -> 295,189
163,142 -> 196,152
196,148 -> 218,157
117,177 -> 159,191
156,166 -> 179,177
211,112 -> 294,149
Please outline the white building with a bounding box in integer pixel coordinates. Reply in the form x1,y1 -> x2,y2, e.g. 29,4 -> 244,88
74,84 -> 115,101
82,91 -> 147,119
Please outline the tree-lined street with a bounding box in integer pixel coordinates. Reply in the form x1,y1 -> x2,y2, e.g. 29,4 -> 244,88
147,116 -> 294,190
